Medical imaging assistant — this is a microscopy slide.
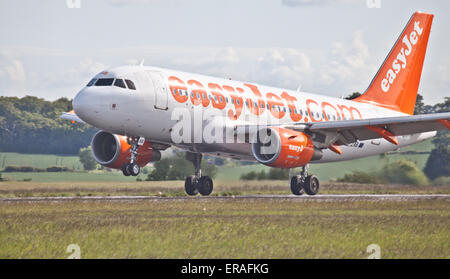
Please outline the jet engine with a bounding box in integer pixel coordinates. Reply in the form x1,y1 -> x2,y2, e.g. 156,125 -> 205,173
90,131 -> 161,169
251,127 -> 321,168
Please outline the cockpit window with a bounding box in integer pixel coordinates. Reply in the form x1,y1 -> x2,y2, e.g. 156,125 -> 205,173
125,79 -> 136,90
95,78 -> 114,86
114,79 -> 126,88
87,78 -> 97,87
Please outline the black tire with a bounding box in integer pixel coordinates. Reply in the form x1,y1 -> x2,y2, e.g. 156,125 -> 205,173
122,163 -> 131,176
130,163 -> 140,176
185,175 -> 199,196
290,175 -> 304,196
304,175 -> 319,195
198,176 -> 213,196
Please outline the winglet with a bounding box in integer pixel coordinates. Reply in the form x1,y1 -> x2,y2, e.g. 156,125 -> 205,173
60,110 -> 85,124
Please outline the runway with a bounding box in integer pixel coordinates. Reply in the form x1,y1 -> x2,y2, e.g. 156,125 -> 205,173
0,194 -> 449,203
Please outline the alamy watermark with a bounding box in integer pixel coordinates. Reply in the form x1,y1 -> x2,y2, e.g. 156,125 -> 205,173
66,0 -> 81,8
66,244 -> 81,259
366,0 -> 381,9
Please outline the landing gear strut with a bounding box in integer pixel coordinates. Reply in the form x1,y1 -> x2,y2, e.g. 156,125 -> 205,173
290,164 -> 320,196
122,136 -> 144,177
184,152 -> 213,196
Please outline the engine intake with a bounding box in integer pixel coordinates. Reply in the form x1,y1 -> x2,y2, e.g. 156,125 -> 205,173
251,127 -> 318,168
91,131 -> 160,169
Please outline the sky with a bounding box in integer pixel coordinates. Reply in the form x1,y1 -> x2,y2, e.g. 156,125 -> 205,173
0,0 -> 448,104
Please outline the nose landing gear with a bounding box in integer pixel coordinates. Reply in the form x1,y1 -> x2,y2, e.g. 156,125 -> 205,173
290,164 -> 320,196
122,136 -> 145,177
184,152 -> 214,196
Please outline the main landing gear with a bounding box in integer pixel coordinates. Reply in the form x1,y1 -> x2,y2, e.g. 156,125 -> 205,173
290,164 -> 320,196
122,136 -> 145,177
184,152 -> 213,196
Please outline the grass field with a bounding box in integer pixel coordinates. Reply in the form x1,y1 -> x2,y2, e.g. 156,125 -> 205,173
0,139 -> 433,182
0,152 -> 84,170
0,171 -> 148,183
0,198 -> 448,258
217,140 -> 433,181
0,180 -> 449,198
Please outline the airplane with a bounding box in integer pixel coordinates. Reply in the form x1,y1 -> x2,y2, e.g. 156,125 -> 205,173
63,11 -> 449,196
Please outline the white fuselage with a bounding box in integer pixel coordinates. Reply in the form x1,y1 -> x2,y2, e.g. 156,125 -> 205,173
73,65 -> 435,163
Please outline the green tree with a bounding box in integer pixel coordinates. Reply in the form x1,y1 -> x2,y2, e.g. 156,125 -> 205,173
423,97 -> 449,179
78,146 -> 97,171
414,94 -> 425,115
424,146 -> 449,180
383,160 -> 429,185
0,96 -> 96,155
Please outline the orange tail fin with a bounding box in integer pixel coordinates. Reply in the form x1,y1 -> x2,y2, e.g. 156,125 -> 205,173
354,12 -> 433,115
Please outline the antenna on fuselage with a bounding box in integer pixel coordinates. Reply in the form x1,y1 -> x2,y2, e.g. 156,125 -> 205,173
296,84 -> 302,93
139,59 -> 145,66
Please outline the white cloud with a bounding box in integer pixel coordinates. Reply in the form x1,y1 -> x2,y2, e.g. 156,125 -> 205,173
2,29 -> 446,103
4,59 -> 26,84
0,51 -> 28,96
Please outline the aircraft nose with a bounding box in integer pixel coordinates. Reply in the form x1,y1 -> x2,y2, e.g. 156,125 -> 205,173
73,87 -> 96,123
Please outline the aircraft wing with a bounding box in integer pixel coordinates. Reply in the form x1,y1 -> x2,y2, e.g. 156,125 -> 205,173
236,112 -> 450,148
60,110 -> 85,124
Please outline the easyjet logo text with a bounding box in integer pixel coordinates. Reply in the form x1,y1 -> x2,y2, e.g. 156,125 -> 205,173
381,21 -> 423,93
168,76 -> 363,122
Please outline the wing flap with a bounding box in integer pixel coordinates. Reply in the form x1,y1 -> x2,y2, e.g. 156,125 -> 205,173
298,112 -> 449,145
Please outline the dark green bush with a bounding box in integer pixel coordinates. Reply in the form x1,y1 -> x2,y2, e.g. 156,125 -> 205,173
383,160 -> 429,185
4,166 -> 36,172
337,171 -> 381,184
240,171 -> 257,180
46,166 -> 72,172
146,153 -> 217,181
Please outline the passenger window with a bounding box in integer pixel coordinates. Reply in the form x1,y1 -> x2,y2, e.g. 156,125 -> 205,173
87,78 -> 97,87
125,79 -> 136,90
95,78 -> 114,86
114,79 -> 126,88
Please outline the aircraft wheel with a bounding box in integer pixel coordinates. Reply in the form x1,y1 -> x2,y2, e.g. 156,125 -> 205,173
290,175 -> 305,196
304,175 -> 320,195
198,176 -> 213,196
130,163 -> 140,176
122,163 -> 131,176
185,175 -> 199,196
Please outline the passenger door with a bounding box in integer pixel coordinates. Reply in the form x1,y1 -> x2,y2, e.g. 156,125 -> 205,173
149,72 -> 168,110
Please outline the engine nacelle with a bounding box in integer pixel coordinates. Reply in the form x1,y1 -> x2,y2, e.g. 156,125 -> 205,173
91,131 -> 161,169
251,127 -> 317,168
